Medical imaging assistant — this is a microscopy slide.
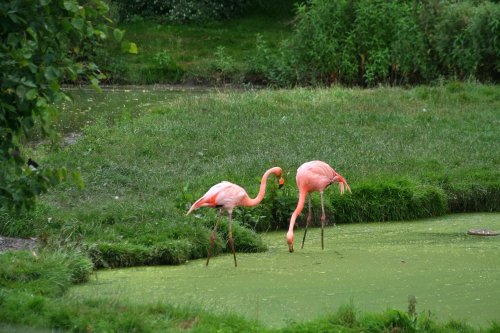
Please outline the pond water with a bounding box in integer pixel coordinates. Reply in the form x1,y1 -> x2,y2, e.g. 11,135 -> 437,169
69,213 -> 500,328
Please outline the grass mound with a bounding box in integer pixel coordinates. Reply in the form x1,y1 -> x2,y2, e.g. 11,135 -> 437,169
0,250 -> 92,297
332,179 -> 447,223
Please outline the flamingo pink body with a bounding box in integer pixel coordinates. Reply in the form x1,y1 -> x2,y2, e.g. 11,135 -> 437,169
287,160 -> 351,252
187,167 -> 284,266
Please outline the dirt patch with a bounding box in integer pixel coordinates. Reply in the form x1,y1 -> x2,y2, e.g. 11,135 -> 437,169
0,236 -> 37,253
62,132 -> 82,146
467,229 -> 499,236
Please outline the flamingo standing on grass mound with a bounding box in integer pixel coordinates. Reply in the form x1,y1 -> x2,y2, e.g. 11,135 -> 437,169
187,167 -> 284,267
287,160 -> 351,253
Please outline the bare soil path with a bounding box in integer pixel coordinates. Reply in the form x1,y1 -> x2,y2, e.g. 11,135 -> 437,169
0,236 -> 37,253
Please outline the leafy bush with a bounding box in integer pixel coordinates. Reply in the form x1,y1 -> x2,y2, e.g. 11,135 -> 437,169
246,33 -> 287,85
211,46 -> 239,83
432,1 -> 500,81
256,0 -> 499,86
139,50 -> 185,83
266,0 -> 429,86
87,242 -> 184,268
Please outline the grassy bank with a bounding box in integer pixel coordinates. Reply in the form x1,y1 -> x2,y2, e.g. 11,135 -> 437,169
1,83 -> 498,269
2,214 -> 500,331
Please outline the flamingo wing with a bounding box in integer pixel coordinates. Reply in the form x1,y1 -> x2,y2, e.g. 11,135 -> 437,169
187,181 -> 248,214
296,161 -> 336,192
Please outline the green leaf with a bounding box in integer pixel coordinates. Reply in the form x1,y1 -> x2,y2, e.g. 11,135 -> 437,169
72,171 -> 85,189
21,79 -> 37,88
113,28 -> 125,42
93,28 -> 107,40
89,76 -> 102,92
26,27 -> 37,41
57,168 -> 68,181
44,66 -> 61,81
15,85 -> 27,99
64,0 -> 79,13
121,41 -> 138,54
95,1 -> 109,14
25,89 -> 38,100
28,63 -> 37,74
71,18 -> 84,30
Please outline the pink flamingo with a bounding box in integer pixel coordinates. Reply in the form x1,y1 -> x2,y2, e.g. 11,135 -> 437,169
187,167 -> 284,266
287,160 -> 351,253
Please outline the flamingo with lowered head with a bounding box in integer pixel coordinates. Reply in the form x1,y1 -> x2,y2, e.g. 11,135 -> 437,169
187,167 -> 284,266
287,160 -> 351,253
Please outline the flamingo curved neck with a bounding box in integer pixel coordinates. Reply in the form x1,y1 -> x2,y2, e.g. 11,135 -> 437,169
288,190 -> 306,233
242,168 -> 278,207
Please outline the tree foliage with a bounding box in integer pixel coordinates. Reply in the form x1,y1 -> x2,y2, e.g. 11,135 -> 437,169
0,0 -> 111,210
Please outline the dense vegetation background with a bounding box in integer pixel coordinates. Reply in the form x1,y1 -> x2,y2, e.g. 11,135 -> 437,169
96,0 -> 500,86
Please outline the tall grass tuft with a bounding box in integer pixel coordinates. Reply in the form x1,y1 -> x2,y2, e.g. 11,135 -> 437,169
331,180 -> 447,223
0,250 -> 92,297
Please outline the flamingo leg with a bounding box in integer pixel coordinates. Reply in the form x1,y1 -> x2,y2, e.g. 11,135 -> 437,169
301,195 -> 313,249
227,211 -> 237,267
320,191 -> 326,250
206,209 -> 223,266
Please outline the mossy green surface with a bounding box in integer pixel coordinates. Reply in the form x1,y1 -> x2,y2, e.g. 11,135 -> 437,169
69,213 -> 500,328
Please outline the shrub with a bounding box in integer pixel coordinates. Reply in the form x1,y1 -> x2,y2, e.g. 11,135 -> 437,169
246,33 -> 292,86
140,50 -> 184,83
211,46 -> 239,83
270,0 -> 429,86
432,1 -> 500,81
259,0 -> 499,86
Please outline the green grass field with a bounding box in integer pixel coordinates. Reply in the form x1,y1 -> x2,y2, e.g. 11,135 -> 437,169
11,83 -> 498,258
69,213 -> 500,328
104,15 -> 293,84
